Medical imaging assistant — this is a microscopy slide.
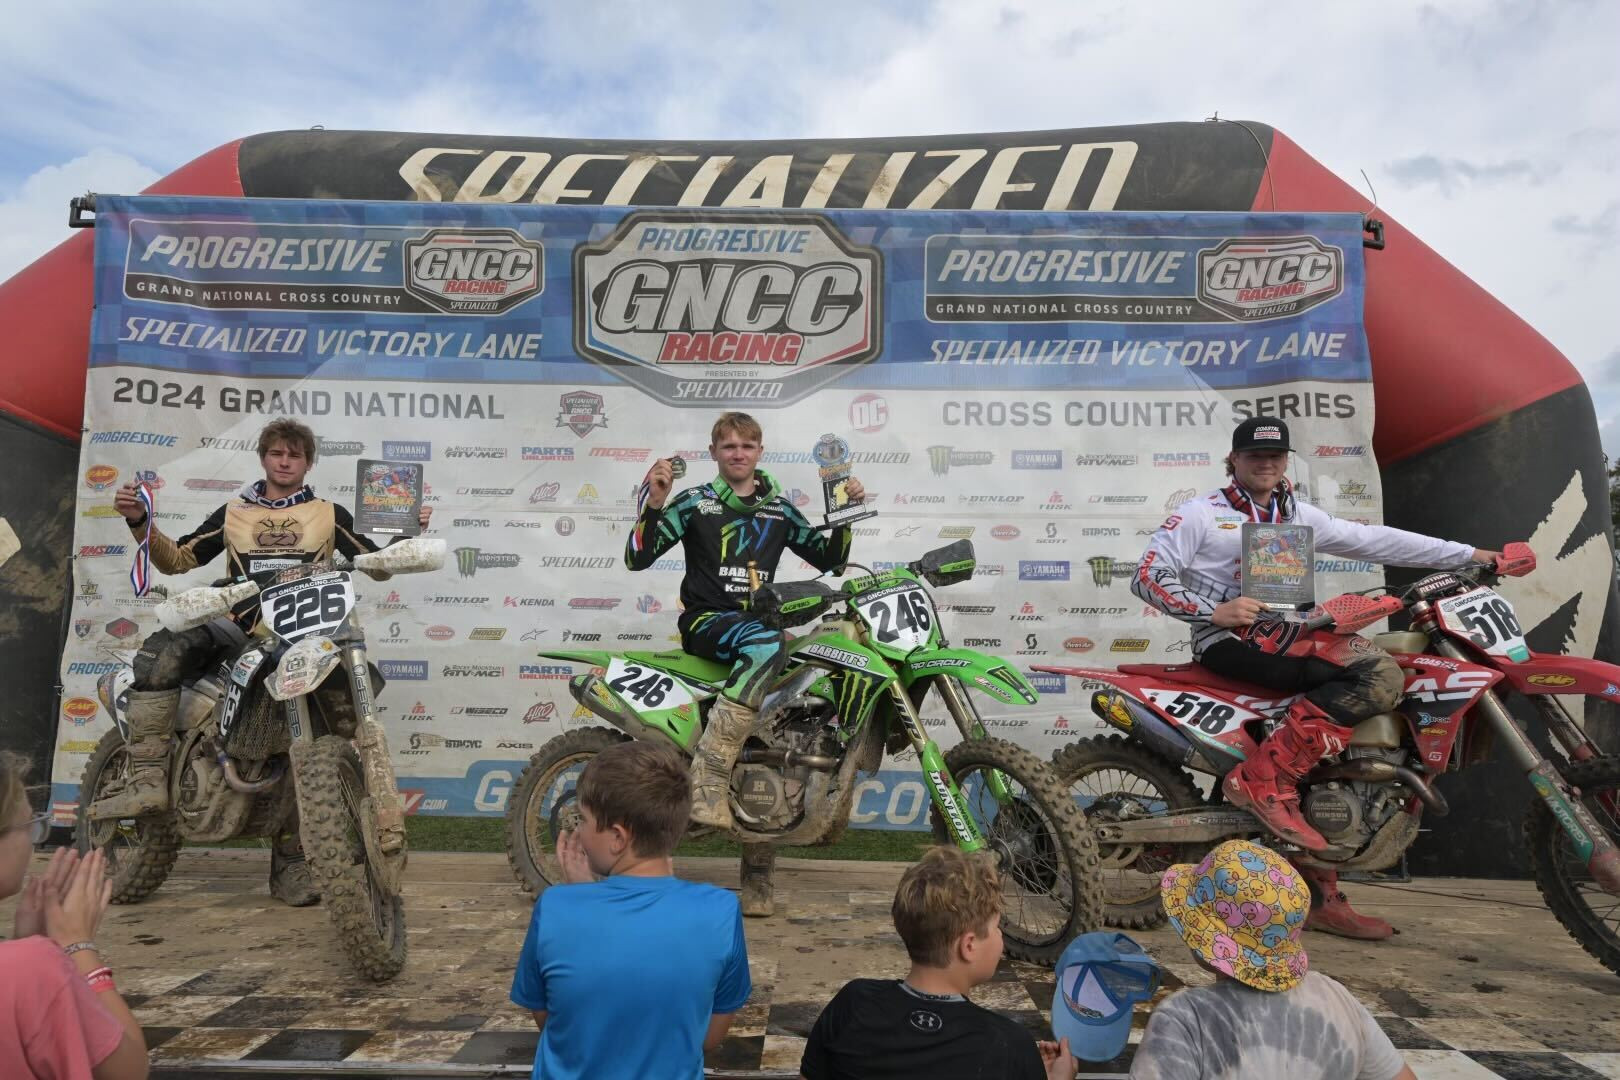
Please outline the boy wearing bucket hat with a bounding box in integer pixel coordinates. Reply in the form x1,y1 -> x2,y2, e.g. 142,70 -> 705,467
1130,840 -> 1415,1080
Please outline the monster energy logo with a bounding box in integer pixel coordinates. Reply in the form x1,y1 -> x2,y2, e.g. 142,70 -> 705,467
834,669 -> 881,726
1087,556 -> 1136,587
454,547 -> 523,577
925,446 -> 994,476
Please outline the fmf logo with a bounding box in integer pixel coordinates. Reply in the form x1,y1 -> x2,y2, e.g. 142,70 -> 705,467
574,213 -> 882,407
402,229 -> 543,315
1197,236 -> 1343,321
84,465 -> 118,491
62,697 -> 100,721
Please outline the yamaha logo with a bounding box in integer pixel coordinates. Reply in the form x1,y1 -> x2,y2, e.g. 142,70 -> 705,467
402,228 -> 543,315
574,212 -> 882,407
1197,236 -> 1343,321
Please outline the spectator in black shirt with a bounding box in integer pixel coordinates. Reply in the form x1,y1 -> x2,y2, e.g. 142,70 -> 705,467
800,846 -> 1077,1080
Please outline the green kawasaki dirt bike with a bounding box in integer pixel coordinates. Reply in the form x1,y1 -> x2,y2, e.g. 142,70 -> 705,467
503,540 -> 1103,963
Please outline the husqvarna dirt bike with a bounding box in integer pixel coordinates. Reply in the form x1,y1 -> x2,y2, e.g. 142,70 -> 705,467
504,540 -> 1103,963
1037,542 -> 1620,975
72,538 -> 444,981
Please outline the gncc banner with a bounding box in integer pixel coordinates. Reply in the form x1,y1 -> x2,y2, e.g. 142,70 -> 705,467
55,195 -> 1373,828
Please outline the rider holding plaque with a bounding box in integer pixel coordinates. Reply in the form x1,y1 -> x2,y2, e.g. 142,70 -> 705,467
625,413 -> 864,916
1132,418 -> 1496,939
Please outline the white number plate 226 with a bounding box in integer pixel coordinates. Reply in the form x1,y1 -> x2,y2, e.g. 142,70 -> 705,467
260,571 -> 355,642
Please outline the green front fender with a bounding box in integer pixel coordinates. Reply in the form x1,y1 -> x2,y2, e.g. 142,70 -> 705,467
901,648 -> 1039,707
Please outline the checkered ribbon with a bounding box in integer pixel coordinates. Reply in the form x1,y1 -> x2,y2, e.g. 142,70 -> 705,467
129,482 -> 155,597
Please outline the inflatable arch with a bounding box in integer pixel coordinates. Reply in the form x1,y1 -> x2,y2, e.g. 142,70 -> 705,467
1,121 -> 1610,875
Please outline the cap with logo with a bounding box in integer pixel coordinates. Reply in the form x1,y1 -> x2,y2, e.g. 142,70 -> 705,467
1051,931 -> 1162,1062
1232,417 -> 1291,453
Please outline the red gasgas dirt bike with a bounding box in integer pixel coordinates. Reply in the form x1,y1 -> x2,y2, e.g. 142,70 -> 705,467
1035,543 -> 1620,975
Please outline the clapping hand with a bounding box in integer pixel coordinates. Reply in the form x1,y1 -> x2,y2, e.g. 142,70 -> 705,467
555,829 -> 596,885
44,848 -> 112,949
12,846 -> 79,939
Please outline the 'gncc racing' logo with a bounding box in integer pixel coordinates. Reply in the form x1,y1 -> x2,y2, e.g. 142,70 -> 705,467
573,213 -> 882,408
403,229 -> 543,315
1197,236 -> 1343,322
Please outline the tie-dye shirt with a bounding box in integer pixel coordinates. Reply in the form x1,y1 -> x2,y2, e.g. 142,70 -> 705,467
1130,972 -> 1406,1080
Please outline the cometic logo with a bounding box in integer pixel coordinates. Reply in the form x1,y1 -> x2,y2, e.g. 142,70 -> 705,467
402,228 -> 543,315
378,660 -> 429,681
1197,236 -> 1344,321
574,212 -> 882,407
382,441 -> 432,461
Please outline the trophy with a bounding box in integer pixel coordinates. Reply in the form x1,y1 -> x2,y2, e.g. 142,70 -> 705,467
1240,522 -> 1316,610
813,433 -> 877,530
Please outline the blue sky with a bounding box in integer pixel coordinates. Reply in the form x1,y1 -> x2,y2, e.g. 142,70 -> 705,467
2,0 -> 1616,448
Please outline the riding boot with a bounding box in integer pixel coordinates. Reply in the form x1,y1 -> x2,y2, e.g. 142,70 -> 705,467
1297,866 -> 1394,940
739,843 -> 777,917
1222,699 -> 1352,851
690,696 -> 756,829
90,689 -> 178,818
269,827 -> 321,907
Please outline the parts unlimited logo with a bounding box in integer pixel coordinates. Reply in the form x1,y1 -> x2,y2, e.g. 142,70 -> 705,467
573,212 -> 882,408
402,229 -> 543,315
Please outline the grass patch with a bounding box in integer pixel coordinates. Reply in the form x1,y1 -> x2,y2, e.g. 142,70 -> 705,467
198,816 -> 935,862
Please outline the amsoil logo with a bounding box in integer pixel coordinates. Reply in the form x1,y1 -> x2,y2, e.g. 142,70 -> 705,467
402,228 -> 543,314
1197,236 -> 1343,321
574,212 -> 882,407
1314,445 -> 1367,458
78,545 -> 127,558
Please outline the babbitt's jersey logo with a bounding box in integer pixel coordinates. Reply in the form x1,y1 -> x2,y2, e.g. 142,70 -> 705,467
1197,236 -> 1343,321
573,212 -> 882,408
402,229 -> 543,315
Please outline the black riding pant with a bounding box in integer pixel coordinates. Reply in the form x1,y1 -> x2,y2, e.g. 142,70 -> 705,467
1199,638 -> 1403,725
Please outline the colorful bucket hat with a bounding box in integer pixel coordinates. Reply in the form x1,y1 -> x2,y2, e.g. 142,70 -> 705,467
1160,839 -> 1310,992
1052,932 -> 1162,1062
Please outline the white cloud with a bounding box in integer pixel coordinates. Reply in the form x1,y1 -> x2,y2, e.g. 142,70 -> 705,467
0,150 -> 160,283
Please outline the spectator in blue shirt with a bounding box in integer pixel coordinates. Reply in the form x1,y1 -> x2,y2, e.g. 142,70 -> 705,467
511,740 -> 752,1080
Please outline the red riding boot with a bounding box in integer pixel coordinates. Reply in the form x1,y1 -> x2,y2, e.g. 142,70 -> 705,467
1298,867 -> 1395,940
1222,700 -> 1352,851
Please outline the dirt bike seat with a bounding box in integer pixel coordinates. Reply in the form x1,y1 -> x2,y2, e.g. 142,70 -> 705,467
1116,663 -> 1282,700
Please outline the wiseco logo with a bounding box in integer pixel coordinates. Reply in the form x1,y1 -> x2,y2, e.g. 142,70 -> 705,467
1197,236 -> 1343,321
403,228 -> 543,315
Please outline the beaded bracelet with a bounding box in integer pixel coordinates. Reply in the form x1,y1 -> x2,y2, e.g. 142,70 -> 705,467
84,966 -> 112,983
62,941 -> 97,957
86,968 -> 115,994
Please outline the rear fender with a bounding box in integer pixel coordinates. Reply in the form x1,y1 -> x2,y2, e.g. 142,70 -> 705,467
903,647 -> 1038,707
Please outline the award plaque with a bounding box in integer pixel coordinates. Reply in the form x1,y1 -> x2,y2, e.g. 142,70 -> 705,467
813,433 -> 876,530
1240,522 -> 1315,610
355,459 -> 425,536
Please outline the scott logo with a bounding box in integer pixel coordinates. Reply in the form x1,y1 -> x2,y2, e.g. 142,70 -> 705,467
402,228 -> 543,314
574,213 -> 882,407
1198,236 -> 1343,321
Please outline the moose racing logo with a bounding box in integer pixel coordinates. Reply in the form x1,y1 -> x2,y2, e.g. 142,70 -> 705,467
1197,236 -> 1343,321
403,229 -> 543,315
574,213 -> 882,407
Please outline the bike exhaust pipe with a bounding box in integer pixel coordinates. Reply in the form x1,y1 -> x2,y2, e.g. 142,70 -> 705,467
219,752 -> 286,793
737,747 -> 839,770
1313,758 -> 1450,816
1091,691 -> 1196,766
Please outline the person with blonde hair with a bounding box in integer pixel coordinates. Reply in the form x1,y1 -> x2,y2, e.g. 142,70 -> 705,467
1,752 -> 148,1078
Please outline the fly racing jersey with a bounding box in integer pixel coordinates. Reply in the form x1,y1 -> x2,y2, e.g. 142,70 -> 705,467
1132,483 -> 1476,656
128,481 -> 383,626
625,469 -> 851,628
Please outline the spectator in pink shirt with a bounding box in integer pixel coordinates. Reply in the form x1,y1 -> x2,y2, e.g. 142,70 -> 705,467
1,751 -> 148,1079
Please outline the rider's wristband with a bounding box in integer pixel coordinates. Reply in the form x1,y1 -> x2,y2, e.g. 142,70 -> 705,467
62,941 -> 97,958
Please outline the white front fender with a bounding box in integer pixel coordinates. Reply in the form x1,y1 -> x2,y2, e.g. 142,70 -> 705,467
266,635 -> 344,701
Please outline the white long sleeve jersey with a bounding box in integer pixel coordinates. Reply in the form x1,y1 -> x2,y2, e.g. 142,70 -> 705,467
1131,486 -> 1477,657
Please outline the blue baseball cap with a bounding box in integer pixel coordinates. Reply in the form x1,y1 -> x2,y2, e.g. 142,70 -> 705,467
1052,932 -> 1161,1062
